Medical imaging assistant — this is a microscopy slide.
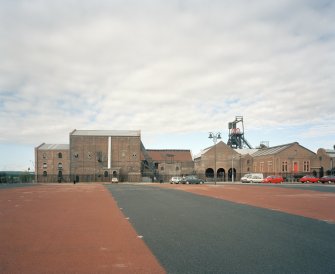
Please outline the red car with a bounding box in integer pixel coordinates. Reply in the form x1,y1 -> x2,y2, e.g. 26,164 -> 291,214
299,175 -> 319,183
262,175 -> 284,184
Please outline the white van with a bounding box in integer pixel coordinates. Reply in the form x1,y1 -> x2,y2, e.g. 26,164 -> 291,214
241,173 -> 263,183
241,173 -> 252,183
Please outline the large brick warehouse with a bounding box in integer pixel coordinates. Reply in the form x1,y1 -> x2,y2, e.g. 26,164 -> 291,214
35,129 -> 194,183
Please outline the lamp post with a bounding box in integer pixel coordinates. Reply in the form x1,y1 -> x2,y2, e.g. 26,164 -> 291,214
209,132 -> 221,185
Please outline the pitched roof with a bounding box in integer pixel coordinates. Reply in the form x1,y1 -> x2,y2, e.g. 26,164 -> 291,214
38,144 -> 69,150
70,129 -> 140,137
325,149 -> 335,158
234,148 -> 259,155
251,142 -> 296,157
146,149 -> 193,162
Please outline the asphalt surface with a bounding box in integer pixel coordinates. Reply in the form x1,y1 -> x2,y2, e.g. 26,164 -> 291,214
107,184 -> 335,274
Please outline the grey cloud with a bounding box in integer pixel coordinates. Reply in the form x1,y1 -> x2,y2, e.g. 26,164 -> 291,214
0,0 -> 334,146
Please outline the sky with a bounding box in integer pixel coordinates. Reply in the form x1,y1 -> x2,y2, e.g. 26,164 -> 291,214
0,0 -> 334,171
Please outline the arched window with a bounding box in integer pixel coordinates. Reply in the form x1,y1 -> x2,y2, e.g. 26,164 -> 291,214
205,168 -> 214,178
58,152 -> 62,158
58,163 -> 63,170
104,171 -> 109,177
43,171 -> 47,177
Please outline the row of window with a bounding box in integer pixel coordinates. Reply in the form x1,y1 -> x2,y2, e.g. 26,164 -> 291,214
43,153 -> 63,159
254,161 -> 310,173
72,152 -> 138,160
43,152 -> 138,161
43,163 -> 63,169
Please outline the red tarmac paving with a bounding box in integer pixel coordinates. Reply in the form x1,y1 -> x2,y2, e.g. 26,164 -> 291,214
156,183 -> 335,223
2,183 -> 334,273
0,184 -> 165,274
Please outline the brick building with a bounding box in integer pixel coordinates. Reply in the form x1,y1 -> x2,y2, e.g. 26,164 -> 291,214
315,147 -> 335,177
35,144 -> 70,183
35,130 -> 142,183
69,130 -> 142,182
194,141 -> 320,181
35,129 -> 333,183
248,142 -> 317,179
145,149 -> 194,181
194,141 -> 240,181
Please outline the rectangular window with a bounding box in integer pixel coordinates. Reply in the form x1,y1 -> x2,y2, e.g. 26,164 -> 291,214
282,161 -> 288,172
253,163 -> 257,172
303,161 -> 310,172
267,161 -> 273,172
260,162 -> 264,172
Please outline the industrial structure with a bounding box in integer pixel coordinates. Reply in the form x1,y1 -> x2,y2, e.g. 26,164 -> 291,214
227,116 -> 252,149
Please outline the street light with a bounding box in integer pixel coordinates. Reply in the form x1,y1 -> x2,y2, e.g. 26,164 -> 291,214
209,132 -> 222,184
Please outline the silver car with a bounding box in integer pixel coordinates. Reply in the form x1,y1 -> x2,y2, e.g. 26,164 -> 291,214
170,176 -> 182,184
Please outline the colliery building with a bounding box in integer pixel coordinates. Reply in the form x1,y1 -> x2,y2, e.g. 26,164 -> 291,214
35,130 -> 194,183
35,129 -> 335,183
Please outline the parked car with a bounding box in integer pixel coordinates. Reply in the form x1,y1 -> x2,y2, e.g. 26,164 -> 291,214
319,175 -> 335,184
170,176 -> 182,184
111,177 -> 118,183
262,175 -> 284,184
299,175 -> 319,183
241,173 -> 264,183
241,174 -> 252,183
180,175 -> 205,184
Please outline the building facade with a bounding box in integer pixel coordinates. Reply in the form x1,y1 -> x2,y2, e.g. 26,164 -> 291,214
145,149 -> 194,181
35,130 -> 142,183
69,130 -> 142,182
35,129 -> 334,183
248,142 -> 318,179
35,144 -> 70,183
194,141 -> 321,181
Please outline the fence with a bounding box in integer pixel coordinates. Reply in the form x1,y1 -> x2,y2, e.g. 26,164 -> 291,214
0,172 -> 35,183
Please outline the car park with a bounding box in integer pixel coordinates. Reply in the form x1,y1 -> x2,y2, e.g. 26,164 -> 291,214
299,175 -> 320,183
180,175 -> 205,184
319,175 -> 335,184
262,175 -> 284,184
170,176 -> 183,184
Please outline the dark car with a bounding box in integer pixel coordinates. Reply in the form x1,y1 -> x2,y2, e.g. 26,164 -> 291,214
181,175 -> 205,184
299,175 -> 319,183
319,175 -> 335,184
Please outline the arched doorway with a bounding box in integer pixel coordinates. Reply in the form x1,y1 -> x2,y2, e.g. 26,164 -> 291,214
228,168 -> 236,182
217,168 -> 225,181
205,168 -> 214,178
58,171 -> 62,183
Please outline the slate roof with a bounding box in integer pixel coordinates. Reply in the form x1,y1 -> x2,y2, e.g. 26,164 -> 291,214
325,149 -> 335,157
251,143 -> 295,157
234,148 -> 259,155
70,129 -> 141,137
38,144 -> 69,150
